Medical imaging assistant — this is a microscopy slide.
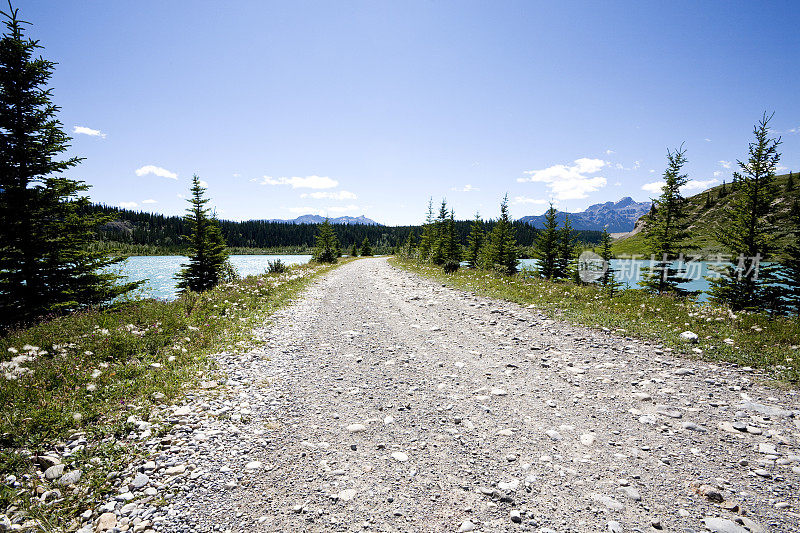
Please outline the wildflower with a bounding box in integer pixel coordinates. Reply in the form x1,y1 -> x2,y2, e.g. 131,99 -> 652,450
86,383 -> 97,392
91,369 -> 102,378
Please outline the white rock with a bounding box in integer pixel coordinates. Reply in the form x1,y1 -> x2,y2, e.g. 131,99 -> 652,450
679,331 -> 698,343
490,388 -> 507,396
337,488 -> 357,501
391,452 -> 409,462
346,423 -> 367,433
245,461 -> 263,471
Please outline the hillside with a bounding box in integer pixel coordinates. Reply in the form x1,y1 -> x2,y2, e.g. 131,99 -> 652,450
519,197 -> 651,232
611,172 -> 799,258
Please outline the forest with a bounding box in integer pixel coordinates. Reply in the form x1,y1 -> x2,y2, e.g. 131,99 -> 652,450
87,203 -> 604,255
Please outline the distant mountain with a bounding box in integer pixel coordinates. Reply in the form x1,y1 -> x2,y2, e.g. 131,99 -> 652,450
518,197 -> 651,232
268,214 -> 380,226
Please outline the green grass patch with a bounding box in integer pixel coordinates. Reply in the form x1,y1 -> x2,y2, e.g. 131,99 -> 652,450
391,257 -> 800,385
0,259 -> 347,528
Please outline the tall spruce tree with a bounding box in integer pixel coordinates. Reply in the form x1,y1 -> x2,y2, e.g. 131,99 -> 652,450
708,113 -> 782,311
0,4 -> 138,326
555,214 -> 576,280
349,243 -> 359,257
175,175 -> 229,292
360,237 -> 373,257
787,171 -> 795,192
312,218 -> 340,263
535,203 -> 559,279
482,195 -> 518,275
599,228 -> 621,296
465,212 -> 484,269
443,209 -> 461,264
719,180 -> 727,197
430,199 -> 449,265
418,198 -> 435,262
639,145 -> 693,295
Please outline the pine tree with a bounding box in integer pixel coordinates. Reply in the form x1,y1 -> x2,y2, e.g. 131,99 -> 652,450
175,176 -> 230,292
430,199 -> 449,265
639,145 -> 693,295
599,228 -> 622,296
787,171 -> 795,192
443,209 -> 461,263
360,237 -> 373,256
555,214 -> 576,280
704,192 -> 713,209
780,200 -> 800,314
535,203 -> 559,279
708,113 -> 782,312
350,243 -> 359,257
719,180 -> 727,197
418,198 -> 435,262
0,4 -> 138,326
312,219 -> 340,263
483,195 -> 518,275
400,231 -> 415,258
465,212 -> 484,269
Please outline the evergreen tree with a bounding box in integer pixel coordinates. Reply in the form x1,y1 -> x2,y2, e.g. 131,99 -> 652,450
639,145 -> 693,295
311,218 -> 340,263
418,198 -> 435,262
708,113 -> 782,311
780,200 -> 800,314
443,209 -> 461,263
400,231 -> 415,258
704,192 -> 713,209
430,199 -> 449,265
599,228 -> 622,296
483,195 -> 518,275
719,180 -> 727,197
555,214 -> 576,280
360,237 -> 373,257
175,175 -> 230,292
350,243 -> 359,257
535,203 -> 559,279
465,212 -> 484,269
787,171 -> 795,192
0,4 -> 138,326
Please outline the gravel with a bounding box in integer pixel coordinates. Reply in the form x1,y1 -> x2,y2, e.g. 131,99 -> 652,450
68,258 -> 800,532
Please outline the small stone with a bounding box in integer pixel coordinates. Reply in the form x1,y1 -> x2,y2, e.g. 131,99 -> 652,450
656,405 -> 682,419
753,469 -> 771,478
774,501 -> 790,510
702,517 -> 748,533
510,510 -> 522,523
678,331 -> 698,343
490,388 -> 507,396
758,443 -> 778,455
498,479 -> 519,491
337,488 -> 356,501
580,433 -> 596,446
44,464 -> 65,480
458,520 -> 475,532
607,521 -> 622,533
245,461 -> 263,471
131,473 -> 149,489
545,429 -> 562,441
164,465 -> 186,476
58,470 -> 81,486
591,493 -> 624,511
391,452 -> 408,462
681,421 -> 706,432
618,486 -> 641,501
695,484 -> 723,502
346,424 -> 367,433
95,512 -> 117,533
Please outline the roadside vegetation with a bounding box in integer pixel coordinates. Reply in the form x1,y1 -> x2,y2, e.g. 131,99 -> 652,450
0,260 -> 343,528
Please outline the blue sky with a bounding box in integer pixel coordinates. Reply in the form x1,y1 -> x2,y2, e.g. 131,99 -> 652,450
18,0 -> 800,225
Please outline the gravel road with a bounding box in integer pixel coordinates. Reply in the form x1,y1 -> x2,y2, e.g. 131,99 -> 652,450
138,258 -> 799,532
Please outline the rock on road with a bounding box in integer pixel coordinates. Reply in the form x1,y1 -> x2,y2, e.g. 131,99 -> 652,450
151,258 -> 799,532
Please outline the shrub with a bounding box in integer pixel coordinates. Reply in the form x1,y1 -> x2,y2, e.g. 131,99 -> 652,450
267,259 -> 287,274
443,260 -> 460,274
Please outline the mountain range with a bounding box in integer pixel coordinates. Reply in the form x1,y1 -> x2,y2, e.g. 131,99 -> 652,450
267,215 -> 380,225
518,197 -> 651,232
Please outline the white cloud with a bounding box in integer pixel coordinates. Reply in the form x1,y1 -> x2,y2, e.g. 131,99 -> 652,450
142,198 -> 157,204
518,157 -> 608,200
257,175 -> 338,189
512,196 -> 548,205
641,181 -> 664,194
300,190 -> 357,200
683,178 -> 719,191
713,171 -> 723,177
605,149 -> 615,155
642,178 -> 719,194
649,169 -> 656,173
73,125 -> 106,138
177,193 -> 186,199
704,138 -> 712,142
451,184 -> 479,192
136,165 -> 178,180
199,180 -> 209,188
614,181 -> 622,186
119,201 -> 138,209
718,160 -> 732,169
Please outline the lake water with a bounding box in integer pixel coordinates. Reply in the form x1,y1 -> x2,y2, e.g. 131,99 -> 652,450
115,255 -> 312,300
518,258 -> 733,301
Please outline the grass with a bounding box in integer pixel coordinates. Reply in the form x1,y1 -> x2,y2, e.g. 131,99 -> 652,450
391,257 -> 800,385
0,258 -> 348,529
